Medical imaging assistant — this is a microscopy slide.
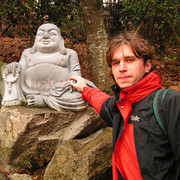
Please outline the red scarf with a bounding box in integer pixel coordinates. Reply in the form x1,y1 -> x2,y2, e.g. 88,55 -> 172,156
113,71 -> 162,180
117,71 -> 162,127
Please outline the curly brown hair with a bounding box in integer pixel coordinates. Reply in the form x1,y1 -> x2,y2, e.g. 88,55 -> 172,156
106,31 -> 154,68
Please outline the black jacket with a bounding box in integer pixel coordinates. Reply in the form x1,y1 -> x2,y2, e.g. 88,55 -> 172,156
100,86 -> 180,180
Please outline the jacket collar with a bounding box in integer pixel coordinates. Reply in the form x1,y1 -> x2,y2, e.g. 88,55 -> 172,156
111,71 -> 161,102
111,84 -> 121,97
111,72 -> 150,97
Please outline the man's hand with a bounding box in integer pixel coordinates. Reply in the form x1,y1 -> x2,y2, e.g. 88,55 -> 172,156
69,76 -> 87,92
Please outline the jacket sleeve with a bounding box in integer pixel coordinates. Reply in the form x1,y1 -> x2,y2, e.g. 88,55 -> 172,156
163,89 -> 180,177
82,86 -> 115,126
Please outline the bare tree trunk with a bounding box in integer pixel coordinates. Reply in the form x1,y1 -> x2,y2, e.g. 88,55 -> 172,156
80,0 -> 112,93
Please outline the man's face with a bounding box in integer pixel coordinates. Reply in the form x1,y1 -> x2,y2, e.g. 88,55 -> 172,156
111,44 -> 151,89
35,24 -> 61,53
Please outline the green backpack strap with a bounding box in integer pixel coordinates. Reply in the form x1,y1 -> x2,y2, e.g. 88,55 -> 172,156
153,89 -> 170,136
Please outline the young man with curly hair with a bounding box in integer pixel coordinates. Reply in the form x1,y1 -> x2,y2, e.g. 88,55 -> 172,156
69,31 -> 180,180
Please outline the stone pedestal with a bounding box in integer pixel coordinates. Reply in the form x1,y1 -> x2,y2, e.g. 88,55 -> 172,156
0,106 -> 113,180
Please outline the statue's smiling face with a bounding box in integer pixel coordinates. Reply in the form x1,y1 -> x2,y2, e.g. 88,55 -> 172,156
35,24 -> 61,53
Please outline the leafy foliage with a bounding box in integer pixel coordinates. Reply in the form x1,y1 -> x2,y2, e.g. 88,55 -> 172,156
0,0 -> 37,37
34,0 -> 84,42
104,0 -> 179,51
0,0 -> 179,50
0,0 -> 83,42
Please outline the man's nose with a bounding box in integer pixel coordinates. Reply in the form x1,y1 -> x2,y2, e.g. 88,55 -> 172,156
119,61 -> 127,71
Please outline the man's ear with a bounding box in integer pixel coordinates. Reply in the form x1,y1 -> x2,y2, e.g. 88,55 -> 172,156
145,59 -> 152,72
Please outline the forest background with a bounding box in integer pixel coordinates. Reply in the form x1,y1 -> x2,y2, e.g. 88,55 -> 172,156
0,0 -> 179,93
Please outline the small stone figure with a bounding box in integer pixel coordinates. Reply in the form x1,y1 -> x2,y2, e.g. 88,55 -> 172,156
2,23 -> 93,111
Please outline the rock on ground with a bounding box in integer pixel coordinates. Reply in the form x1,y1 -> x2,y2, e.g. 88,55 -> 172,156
44,127 -> 113,180
9,173 -> 33,180
0,105 -> 107,176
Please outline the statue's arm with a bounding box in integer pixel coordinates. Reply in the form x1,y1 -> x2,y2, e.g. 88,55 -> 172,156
67,49 -> 81,77
4,49 -> 29,76
18,48 -> 30,69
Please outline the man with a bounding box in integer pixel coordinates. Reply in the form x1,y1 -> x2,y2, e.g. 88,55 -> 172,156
69,31 -> 180,180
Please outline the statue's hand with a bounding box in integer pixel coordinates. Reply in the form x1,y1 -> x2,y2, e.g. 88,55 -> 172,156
26,94 -> 46,107
26,94 -> 35,107
69,80 -> 77,92
4,62 -> 21,76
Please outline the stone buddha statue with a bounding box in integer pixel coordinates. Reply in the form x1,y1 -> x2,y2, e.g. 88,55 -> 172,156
2,23 -> 94,111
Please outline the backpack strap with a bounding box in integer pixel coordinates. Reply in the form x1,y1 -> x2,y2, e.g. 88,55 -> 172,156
153,89 -> 170,136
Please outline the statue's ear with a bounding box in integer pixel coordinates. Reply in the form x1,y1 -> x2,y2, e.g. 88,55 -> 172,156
30,44 -> 37,54
30,37 -> 37,54
59,36 -> 67,55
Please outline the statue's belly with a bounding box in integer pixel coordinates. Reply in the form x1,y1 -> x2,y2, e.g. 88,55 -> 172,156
24,64 -> 69,92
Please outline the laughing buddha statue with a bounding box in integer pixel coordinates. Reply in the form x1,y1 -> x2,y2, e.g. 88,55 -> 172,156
2,23 -> 94,111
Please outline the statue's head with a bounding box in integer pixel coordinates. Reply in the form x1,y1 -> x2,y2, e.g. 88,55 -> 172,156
30,23 -> 67,54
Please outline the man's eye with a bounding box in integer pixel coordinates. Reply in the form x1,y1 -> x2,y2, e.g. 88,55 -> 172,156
128,59 -> 134,62
112,61 -> 119,66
